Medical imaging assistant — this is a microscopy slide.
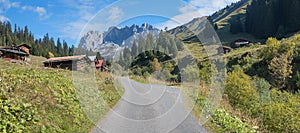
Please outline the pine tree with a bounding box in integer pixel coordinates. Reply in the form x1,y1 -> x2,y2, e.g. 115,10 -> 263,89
138,37 -> 146,53
24,26 -> 29,42
146,33 -> 155,50
69,45 -> 75,56
170,41 -> 178,58
230,16 -> 243,34
268,54 -> 293,90
131,40 -> 138,57
123,47 -> 131,60
96,52 -> 103,60
214,24 -> 218,30
5,22 -> 12,45
157,32 -> 164,51
56,38 -> 63,56
63,40 -> 69,56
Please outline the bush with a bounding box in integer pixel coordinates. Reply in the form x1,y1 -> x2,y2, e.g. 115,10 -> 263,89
256,78 -> 271,103
181,64 -> 199,82
257,90 -> 300,132
143,71 -> 151,78
225,69 -> 258,113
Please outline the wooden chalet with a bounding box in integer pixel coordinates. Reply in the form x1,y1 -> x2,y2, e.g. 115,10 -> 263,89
231,39 -> 253,48
43,55 -> 92,71
0,44 -> 31,63
96,60 -> 104,71
217,46 -> 232,54
18,44 -> 31,54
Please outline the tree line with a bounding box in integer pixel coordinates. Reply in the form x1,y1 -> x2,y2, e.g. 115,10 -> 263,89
119,32 -> 184,68
0,21 -> 76,58
245,0 -> 300,39
229,0 -> 300,39
118,32 -> 184,82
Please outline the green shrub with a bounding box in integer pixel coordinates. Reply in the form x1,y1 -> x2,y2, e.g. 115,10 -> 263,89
212,109 -> 257,133
258,90 -> 300,132
255,78 -> 271,103
225,69 -> 258,113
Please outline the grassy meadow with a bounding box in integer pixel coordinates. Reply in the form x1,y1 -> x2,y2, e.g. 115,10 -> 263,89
0,56 -> 123,132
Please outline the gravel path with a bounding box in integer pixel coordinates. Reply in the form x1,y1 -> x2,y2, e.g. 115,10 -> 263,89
91,77 -> 207,133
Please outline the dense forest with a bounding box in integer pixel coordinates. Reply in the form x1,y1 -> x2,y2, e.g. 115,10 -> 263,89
245,0 -> 300,39
117,32 -> 184,82
0,21 -> 76,58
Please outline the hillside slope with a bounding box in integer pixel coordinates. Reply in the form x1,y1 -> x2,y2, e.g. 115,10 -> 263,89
169,0 -> 259,45
0,57 -> 122,132
211,0 -> 251,23
214,0 -> 259,45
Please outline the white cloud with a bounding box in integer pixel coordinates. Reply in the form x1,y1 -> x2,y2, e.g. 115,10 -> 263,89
35,7 -> 47,17
108,6 -> 124,23
0,0 -> 19,14
0,0 -> 19,11
60,0 -> 105,41
0,0 -> 50,21
21,6 -> 50,19
0,0 -> 20,22
0,15 -> 9,21
60,1 -> 122,42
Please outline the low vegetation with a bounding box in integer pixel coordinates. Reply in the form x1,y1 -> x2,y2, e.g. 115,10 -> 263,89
0,58 -> 123,132
179,34 -> 300,133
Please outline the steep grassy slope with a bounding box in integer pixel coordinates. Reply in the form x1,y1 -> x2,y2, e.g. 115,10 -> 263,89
211,0 -> 250,23
169,0 -> 262,45
0,57 -> 123,132
214,0 -> 262,45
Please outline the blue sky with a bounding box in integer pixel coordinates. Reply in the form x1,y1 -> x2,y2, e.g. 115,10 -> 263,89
0,0 -> 239,46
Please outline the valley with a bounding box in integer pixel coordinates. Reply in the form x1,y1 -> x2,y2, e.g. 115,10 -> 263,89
1,0 -> 300,132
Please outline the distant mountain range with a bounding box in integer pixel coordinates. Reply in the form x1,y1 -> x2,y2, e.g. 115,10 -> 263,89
79,23 -> 160,49
104,23 -> 159,45
79,0 -> 300,59
78,0 -> 251,59
78,23 -> 160,59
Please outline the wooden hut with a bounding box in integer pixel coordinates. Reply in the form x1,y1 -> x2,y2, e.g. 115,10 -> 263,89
17,44 -> 31,54
217,46 -> 232,54
0,44 -> 30,63
96,60 -> 104,71
43,55 -> 92,71
231,39 -> 252,48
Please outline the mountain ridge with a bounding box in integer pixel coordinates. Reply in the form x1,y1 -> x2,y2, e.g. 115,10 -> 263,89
79,23 -> 160,49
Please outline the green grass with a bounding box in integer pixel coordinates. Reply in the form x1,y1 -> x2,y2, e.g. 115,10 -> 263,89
214,1 -> 265,45
184,43 -> 209,62
225,44 -> 266,57
29,56 -> 47,67
129,75 -> 150,84
0,56 -> 123,132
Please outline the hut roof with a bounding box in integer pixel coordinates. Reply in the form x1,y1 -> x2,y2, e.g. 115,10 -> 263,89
43,55 -> 89,63
0,48 -> 29,55
18,44 -> 31,49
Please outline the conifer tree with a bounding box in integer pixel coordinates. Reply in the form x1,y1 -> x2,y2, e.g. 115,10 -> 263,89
131,40 -> 138,57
